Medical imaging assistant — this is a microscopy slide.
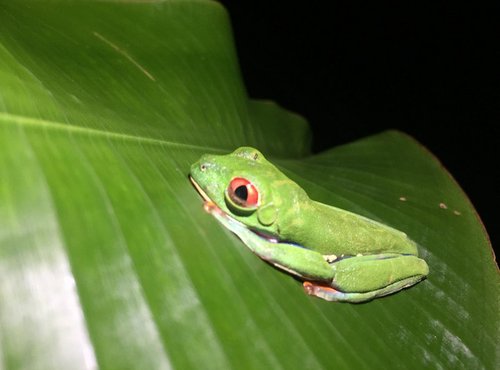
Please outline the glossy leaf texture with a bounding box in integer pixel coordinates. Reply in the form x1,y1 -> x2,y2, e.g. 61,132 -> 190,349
0,1 -> 497,369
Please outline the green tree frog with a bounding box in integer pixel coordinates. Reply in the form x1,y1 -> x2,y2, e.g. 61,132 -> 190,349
189,147 -> 429,303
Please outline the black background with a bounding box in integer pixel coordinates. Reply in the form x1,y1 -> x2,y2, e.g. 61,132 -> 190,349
218,2 -> 498,252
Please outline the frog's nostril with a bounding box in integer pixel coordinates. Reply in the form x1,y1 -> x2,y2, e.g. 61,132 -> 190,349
200,163 -> 207,172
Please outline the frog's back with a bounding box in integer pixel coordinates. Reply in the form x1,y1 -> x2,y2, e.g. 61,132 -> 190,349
281,200 -> 419,257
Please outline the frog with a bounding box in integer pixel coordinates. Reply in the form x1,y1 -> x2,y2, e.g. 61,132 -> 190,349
189,147 -> 429,303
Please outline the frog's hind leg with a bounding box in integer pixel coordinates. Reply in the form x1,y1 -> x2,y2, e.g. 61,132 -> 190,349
303,275 -> 423,303
304,253 -> 429,303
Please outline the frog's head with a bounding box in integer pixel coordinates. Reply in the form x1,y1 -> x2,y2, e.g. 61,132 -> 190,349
190,147 -> 307,236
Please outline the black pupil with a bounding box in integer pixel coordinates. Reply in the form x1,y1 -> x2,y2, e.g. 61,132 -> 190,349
234,185 -> 248,201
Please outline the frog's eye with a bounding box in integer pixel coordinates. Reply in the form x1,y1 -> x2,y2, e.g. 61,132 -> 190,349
226,177 -> 259,210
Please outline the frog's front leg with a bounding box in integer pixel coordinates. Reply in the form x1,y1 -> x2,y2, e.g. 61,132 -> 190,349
304,253 -> 429,303
205,201 -> 334,281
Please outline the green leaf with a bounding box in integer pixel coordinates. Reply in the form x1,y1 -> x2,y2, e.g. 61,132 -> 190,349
0,1 -> 497,370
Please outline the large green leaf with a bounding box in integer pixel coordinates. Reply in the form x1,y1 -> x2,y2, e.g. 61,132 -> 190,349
0,1 -> 497,369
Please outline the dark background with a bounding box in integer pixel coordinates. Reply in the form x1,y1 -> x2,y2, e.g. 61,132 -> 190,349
218,2 -> 498,252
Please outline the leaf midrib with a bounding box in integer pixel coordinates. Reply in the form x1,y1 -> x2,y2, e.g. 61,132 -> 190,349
0,112 -> 227,153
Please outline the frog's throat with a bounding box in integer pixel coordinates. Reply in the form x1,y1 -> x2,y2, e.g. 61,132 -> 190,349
189,176 -> 280,244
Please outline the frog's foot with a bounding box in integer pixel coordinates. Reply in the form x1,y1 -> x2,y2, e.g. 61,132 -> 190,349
303,281 -> 390,303
303,281 -> 348,301
303,281 -> 376,302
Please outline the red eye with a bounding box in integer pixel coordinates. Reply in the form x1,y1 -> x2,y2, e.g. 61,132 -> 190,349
227,177 -> 259,207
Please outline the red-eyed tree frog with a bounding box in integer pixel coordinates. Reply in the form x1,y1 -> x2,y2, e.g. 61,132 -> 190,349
189,147 -> 429,303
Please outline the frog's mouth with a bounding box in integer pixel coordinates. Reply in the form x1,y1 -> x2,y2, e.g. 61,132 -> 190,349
189,176 -> 280,243
189,176 -> 212,204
